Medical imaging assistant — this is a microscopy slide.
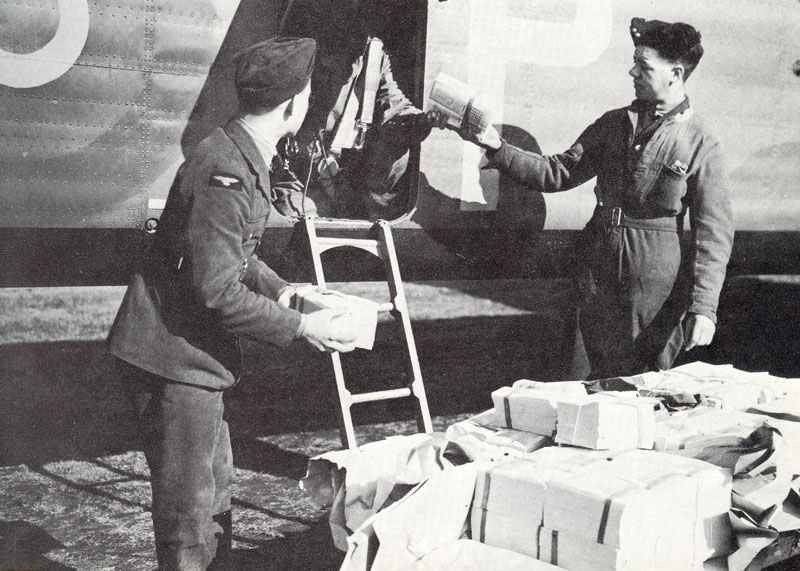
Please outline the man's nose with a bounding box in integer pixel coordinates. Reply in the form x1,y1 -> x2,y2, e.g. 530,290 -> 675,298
628,65 -> 638,78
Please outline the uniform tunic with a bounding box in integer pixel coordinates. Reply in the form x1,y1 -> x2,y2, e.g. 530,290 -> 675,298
108,119 -> 302,569
488,100 -> 733,378
109,119 -> 301,390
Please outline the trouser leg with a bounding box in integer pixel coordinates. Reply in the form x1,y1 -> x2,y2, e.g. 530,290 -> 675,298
208,421 -> 233,570
121,361 -> 233,571
575,227 -> 685,378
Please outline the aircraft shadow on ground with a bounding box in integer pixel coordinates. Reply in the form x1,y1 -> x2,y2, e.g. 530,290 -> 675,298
2,275 -> 798,470
0,312 -> 569,468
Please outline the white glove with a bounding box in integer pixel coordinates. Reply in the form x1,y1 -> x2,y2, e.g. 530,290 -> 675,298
298,308 -> 359,353
453,122 -> 502,151
684,313 -> 716,351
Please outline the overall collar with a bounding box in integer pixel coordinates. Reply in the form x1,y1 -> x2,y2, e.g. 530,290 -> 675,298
628,96 -> 692,141
629,96 -> 690,120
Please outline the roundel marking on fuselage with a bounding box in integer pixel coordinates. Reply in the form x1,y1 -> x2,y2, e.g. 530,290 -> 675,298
0,0 -> 90,88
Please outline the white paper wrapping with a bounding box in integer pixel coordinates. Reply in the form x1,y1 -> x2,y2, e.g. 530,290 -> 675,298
340,464 -> 478,571
300,433 -> 448,551
409,539 -> 565,571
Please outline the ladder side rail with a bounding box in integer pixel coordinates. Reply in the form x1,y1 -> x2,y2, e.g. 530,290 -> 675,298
304,216 -> 358,449
377,221 -> 433,434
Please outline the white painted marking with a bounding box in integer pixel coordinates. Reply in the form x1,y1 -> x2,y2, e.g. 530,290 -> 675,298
0,0 -> 90,88
456,0 -> 613,209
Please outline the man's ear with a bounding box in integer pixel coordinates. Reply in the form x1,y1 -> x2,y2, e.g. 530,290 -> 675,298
284,95 -> 295,120
671,64 -> 685,84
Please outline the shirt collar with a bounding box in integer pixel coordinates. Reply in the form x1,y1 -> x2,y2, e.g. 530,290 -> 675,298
236,117 -> 278,166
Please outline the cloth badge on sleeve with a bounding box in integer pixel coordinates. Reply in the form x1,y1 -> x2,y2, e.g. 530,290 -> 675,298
209,172 -> 243,191
668,160 -> 688,176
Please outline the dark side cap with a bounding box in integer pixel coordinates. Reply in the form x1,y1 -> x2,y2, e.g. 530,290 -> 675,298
630,18 -> 703,63
235,36 -> 317,109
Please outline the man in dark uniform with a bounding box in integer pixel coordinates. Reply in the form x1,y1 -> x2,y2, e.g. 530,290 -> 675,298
457,18 -> 734,379
108,37 -> 360,570
275,0 -> 441,220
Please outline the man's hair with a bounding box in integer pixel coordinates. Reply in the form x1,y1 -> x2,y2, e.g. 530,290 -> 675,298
634,20 -> 704,79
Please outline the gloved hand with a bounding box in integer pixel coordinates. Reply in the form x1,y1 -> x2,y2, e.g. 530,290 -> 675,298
384,110 -> 448,145
453,121 -> 502,151
298,308 -> 359,353
683,313 -> 716,351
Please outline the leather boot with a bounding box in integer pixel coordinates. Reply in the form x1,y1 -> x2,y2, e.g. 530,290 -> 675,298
207,510 -> 232,570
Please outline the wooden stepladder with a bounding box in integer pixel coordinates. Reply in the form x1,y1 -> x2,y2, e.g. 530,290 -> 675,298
303,216 -> 433,449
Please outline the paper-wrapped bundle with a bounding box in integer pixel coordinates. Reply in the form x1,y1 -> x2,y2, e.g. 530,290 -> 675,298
555,393 -> 660,450
653,408 -> 763,451
491,382 -> 588,436
445,409 -> 551,463
632,362 -> 787,410
537,526 -> 704,571
697,383 -> 769,410
471,448 -> 608,558
542,449 -> 734,565
472,448 -> 733,567
293,288 -> 379,350
512,379 -> 589,392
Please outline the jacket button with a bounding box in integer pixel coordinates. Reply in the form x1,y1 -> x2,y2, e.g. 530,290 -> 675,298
634,144 -> 642,151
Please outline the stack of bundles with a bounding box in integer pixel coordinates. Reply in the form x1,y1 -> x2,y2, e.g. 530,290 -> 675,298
491,381 -> 660,450
471,447 -> 601,559
491,381 -> 587,436
445,409 -> 551,463
472,447 -> 734,570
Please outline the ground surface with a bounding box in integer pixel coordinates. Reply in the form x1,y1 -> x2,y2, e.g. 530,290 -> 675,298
1,277 -> 798,570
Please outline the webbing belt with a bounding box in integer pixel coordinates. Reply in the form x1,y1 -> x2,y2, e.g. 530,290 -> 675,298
593,206 -> 682,233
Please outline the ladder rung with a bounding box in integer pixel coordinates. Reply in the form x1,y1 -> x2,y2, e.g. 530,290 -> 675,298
311,217 -> 377,229
316,237 -> 380,256
349,387 -> 412,405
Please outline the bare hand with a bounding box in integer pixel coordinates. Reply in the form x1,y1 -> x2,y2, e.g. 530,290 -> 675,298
683,313 -> 716,351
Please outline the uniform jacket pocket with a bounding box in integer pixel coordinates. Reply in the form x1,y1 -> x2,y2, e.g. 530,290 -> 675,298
647,160 -> 689,214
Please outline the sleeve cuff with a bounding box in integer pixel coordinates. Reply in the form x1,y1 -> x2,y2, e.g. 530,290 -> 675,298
483,139 -> 506,165
688,304 -> 718,325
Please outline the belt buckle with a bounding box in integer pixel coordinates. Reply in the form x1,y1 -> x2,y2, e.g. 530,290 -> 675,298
610,207 -> 622,227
